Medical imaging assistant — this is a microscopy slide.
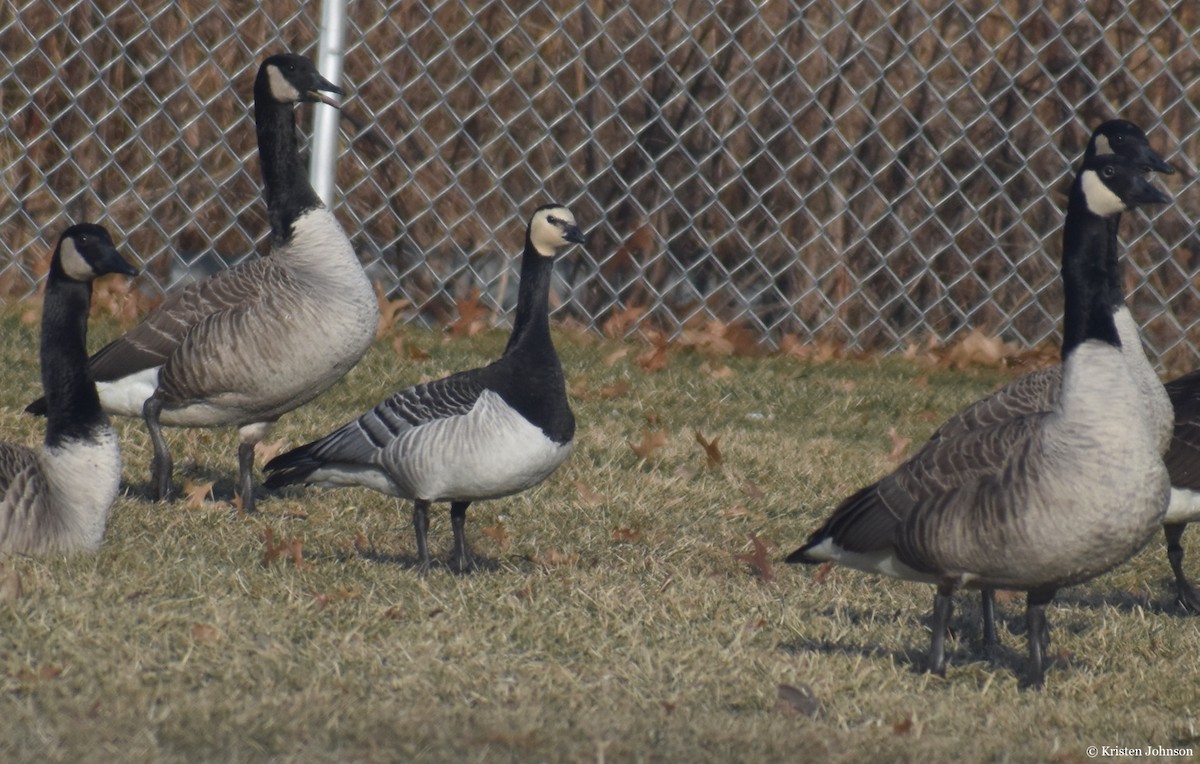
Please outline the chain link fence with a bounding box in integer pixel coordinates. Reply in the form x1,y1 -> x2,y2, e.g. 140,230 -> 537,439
3,0 -> 1199,365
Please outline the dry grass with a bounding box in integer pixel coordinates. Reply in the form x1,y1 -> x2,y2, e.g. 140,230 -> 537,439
0,310 -> 1197,762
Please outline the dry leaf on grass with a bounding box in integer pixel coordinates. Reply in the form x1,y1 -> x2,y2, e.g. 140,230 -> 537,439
886,427 -> 912,463
191,623 -> 222,642
776,683 -> 821,718
448,287 -> 488,337
693,430 -> 723,469
254,438 -> 288,463
481,522 -> 510,549
611,527 -> 642,543
574,481 -> 606,507
532,548 -> 578,567
602,347 -> 630,366
736,533 -> 775,583
814,561 -> 834,585
740,480 -> 766,499
629,429 -> 669,460
17,665 -> 63,683
374,281 -> 411,337
183,479 -> 215,508
636,331 -> 671,373
893,715 -> 914,735
939,329 -> 1017,370
601,305 -> 646,339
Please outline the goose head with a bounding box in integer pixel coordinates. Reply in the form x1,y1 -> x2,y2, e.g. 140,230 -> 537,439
1078,154 -> 1171,219
528,204 -> 586,257
259,53 -> 345,109
52,224 -> 139,283
1086,119 -> 1175,175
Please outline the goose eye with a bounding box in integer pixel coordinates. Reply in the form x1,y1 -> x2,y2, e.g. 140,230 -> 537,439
1114,134 -> 1125,143
1102,166 -> 1116,178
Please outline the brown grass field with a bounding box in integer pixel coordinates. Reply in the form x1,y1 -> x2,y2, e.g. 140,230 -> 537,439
0,306 -> 1197,763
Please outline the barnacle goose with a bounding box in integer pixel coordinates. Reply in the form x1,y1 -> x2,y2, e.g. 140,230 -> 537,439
2,225 -> 138,554
263,204 -> 585,572
26,54 -> 380,513
787,153 -> 1172,688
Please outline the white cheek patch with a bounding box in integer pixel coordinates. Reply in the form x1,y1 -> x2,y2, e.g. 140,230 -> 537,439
1093,134 -> 1113,156
58,238 -> 94,281
266,65 -> 301,102
529,209 -> 576,257
1080,170 -> 1126,216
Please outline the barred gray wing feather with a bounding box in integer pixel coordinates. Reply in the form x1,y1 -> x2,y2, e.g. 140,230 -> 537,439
263,369 -> 486,487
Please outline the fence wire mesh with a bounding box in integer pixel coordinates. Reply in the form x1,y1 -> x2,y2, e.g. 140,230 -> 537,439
3,0 -> 1199,365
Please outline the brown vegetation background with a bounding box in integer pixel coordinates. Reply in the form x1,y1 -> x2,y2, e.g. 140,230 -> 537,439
1,0 -> 1198,365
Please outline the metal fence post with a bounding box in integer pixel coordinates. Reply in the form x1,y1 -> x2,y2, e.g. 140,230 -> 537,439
309,0 -> 348,207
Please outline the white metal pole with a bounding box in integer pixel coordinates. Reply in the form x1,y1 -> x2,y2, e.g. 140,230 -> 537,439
309,0 -> 349,207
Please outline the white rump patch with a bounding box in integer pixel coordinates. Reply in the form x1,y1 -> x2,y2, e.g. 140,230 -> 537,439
96,367 -> 161,418
59,237 -> 93,281
1080,170 -> 1127,216
266,64 -> 301,103
802,538 -> 940,584
1165,487 -> 1200,524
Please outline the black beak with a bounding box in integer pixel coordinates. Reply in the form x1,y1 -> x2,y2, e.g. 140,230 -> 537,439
564,226 -> 586,245
1133,143 -> 1176,175
1129,174 -> 1172,207
307,73 -> 346,109
96,244 -> 139,278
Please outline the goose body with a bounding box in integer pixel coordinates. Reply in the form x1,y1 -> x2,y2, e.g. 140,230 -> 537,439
28,54 -> 379,512
788,153 -> 1172,687
264,204 -> 584,572
1,225 -> 138,555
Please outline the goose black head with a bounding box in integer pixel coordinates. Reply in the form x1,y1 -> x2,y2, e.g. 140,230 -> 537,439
259,53 -> 345,109
528,204 -> 586,257
53,224 -> 139,283
1086,119 -> 1175,175
1078,154 -> 1171,218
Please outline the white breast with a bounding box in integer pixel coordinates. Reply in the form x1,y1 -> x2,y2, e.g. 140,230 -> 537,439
39,428 -> 123,552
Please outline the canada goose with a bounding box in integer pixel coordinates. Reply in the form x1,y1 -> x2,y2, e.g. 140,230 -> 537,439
1160,373 -> 1200,611
26,54 -> 380,513
263,204 -> 584,572
809,120 -> 1177,648
787,154 -> 1172,688
1,225 -> 138,554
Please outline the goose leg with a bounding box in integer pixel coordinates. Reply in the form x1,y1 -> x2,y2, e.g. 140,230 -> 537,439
412,500 -> 431,574
981,588 -> 998,653
237,442 -> 256,514
449,501 -> 476,573
928,581 -> 957,676
1024,588 -> 1055,690
143,397 -> 173,502
1164,523 -> 1200,613
236,423 -> 270,515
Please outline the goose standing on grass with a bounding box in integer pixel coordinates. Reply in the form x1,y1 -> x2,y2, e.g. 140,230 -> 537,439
25,54 -> 380,513
263,204 -> 584,572
787,154 -> 1172,688
792,120 -> 1177,650
1159,373 -> 1200,610
1,225 -> 138,554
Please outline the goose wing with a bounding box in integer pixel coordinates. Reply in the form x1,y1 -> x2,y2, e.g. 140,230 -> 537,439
262,368 -> 487,487
88,257 -> 278,382
0,444 -> 52,552
926,366 -> 1060,443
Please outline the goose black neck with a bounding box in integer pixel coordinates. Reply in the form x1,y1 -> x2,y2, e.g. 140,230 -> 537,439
502,239 -> 555,360
254,85 -> 323,248
40,267 -> 104,445
1103,215 -> 1125,309
1060,182 -> 1121,358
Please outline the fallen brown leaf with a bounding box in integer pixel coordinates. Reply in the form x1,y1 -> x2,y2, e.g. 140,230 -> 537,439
694,430 -> 723,469
611,527 -> 642,543
601,305 -> 646,339
629,429 -> 669,460
374,280 -> 411,337
886,427 -> 912,463
814,561 -> 834,585
183,479 -> 215,509
448,287 -> 489,337
635,331 -> 671,373
532,548 -> 579,567
191,623 -> 222,642
574,481 -> 606,507
776,683 -> 821,718
481,522 -> 510,549
254,438 -> 288,463
893,715 -> 914,735
736,533 -> 775,583
17,664 -> 63,682
740,480 -> 766,499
